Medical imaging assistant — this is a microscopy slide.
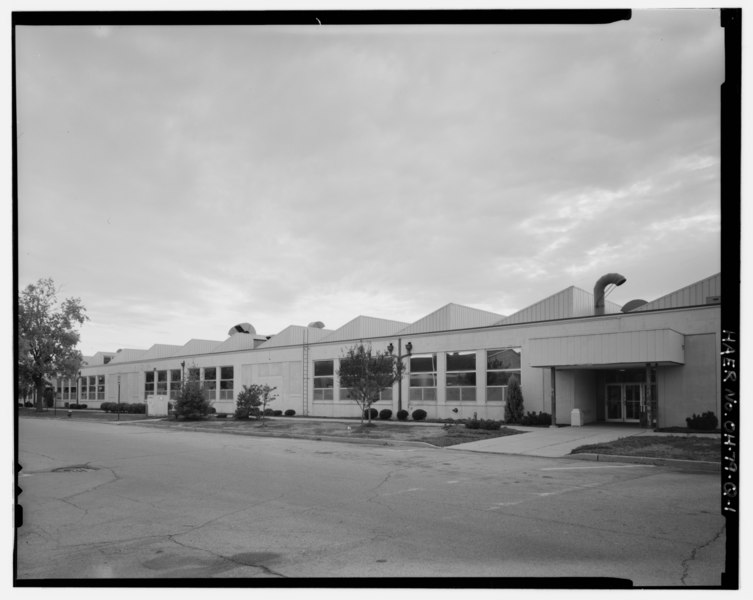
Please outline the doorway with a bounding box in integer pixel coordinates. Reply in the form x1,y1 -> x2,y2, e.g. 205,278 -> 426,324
605,383 -> 642,423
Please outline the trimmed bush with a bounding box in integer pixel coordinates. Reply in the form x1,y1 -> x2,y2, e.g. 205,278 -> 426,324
396,409 -> 409,421
378,409 -> 392,420
284,409 -> 296,416
263,407 -> 275,416
208,406 -> 217,415
273,410 -> 283,416
411,409 -> 428,421
216,413 -> 228,419
519,411 -> 552,427
363,407 -> 378,420
686,411 -> 718,431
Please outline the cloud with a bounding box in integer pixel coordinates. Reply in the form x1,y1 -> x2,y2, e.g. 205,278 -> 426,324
15,13 -> 724,354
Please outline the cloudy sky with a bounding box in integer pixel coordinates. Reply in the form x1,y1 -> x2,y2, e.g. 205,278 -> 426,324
15,10 -> 724,356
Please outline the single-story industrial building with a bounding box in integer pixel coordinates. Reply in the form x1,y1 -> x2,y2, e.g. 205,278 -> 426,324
59,272 -> 721,428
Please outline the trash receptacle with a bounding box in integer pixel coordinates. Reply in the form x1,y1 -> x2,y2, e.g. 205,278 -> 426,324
570,409 -> 583,427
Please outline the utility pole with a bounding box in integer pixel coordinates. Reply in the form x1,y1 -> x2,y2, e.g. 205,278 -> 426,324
387,339 -> 413,413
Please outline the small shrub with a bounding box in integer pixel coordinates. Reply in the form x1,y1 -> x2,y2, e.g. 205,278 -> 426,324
208,406 -> 217,415
284,409 -> 296,416
411,409 -> 428,421
686,411 -> 718,431
216,413 -> 228,419
24,401 -> 34,407
263,407 -> 275,416
128,403 -> 146,414
235,384 -> 277,421
379,409 -> 392,420
481,419 -> 502,430
396,409 -> 409,421
100,402 -> 112,412
465,418 -> 481,430
273,410 -> 283,416
363,407 -> 378,420
519,411 -> 552,426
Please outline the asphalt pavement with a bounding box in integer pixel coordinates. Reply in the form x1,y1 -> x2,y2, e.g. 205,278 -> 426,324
16,417 -> 727,584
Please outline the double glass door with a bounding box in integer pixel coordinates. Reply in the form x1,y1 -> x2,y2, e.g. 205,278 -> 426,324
606,383 -> 642,422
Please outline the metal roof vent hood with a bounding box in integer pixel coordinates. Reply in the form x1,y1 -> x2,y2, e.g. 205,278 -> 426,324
228,322 -> 256,336
594,273 -> 626,315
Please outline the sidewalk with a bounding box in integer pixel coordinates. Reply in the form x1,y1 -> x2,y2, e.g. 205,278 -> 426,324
448,424 -> 718,458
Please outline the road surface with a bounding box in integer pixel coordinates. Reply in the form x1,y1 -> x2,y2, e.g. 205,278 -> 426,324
16,418 -> 726,585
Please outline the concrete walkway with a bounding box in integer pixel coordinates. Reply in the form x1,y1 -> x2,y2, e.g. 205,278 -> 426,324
448,424 -> 711,458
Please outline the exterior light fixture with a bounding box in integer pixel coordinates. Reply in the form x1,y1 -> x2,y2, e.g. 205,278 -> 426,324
387,343 -> 394,354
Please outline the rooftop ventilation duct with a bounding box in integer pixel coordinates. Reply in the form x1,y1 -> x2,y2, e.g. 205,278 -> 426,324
594,273 -> 627,315
227,322 -> 256,336
307,321 -> 326,329
621,299 -> 648,313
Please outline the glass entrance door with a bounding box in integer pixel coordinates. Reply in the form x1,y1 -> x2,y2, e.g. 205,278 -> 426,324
605,383 -> 642,423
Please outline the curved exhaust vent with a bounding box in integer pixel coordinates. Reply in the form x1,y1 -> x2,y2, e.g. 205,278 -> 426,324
621,299 -> 648,313
307,321 -> 326,329
594,273 -> 627,315
228,322 -> 256,336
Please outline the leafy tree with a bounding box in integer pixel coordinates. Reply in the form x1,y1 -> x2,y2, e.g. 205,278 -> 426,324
337,344 -> 403,425
235,384 -> 277,424
504,375 -> 525,424
17,278 -> 87,412
175,372 -> 211,419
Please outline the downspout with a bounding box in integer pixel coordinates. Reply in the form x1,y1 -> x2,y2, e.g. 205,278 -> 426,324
594,273 -> 627,315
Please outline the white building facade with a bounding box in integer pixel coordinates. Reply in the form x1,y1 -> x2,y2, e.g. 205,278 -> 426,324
62,273 -> 721,428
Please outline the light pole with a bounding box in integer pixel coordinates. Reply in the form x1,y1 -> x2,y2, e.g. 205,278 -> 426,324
77,370 -> 81,406
181,361 -> 185,382
117,375 -> 121,421
387,339 -> 413,413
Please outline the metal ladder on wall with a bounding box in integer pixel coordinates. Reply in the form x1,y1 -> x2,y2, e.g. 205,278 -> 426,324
301,329 -> 309,416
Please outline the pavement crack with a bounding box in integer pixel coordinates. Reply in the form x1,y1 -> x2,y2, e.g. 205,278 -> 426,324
165,534 -> 287,578
680,522 -> 726,585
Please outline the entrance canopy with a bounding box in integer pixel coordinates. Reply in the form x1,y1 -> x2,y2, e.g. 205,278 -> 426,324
529,329 -> 684,368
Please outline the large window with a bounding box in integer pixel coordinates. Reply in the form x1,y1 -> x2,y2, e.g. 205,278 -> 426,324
446,351 -> 476,402
156,370 -> 167,396
313,360 -> 334,400
409,354 -> 437,401
204,367 -> 217,401
169,369 -> 181,399
83,375 -> 96,401
144,371 -> 154,400
97,375 -> 106,400
219,366 -> 234,400
486,348 -> 521,402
